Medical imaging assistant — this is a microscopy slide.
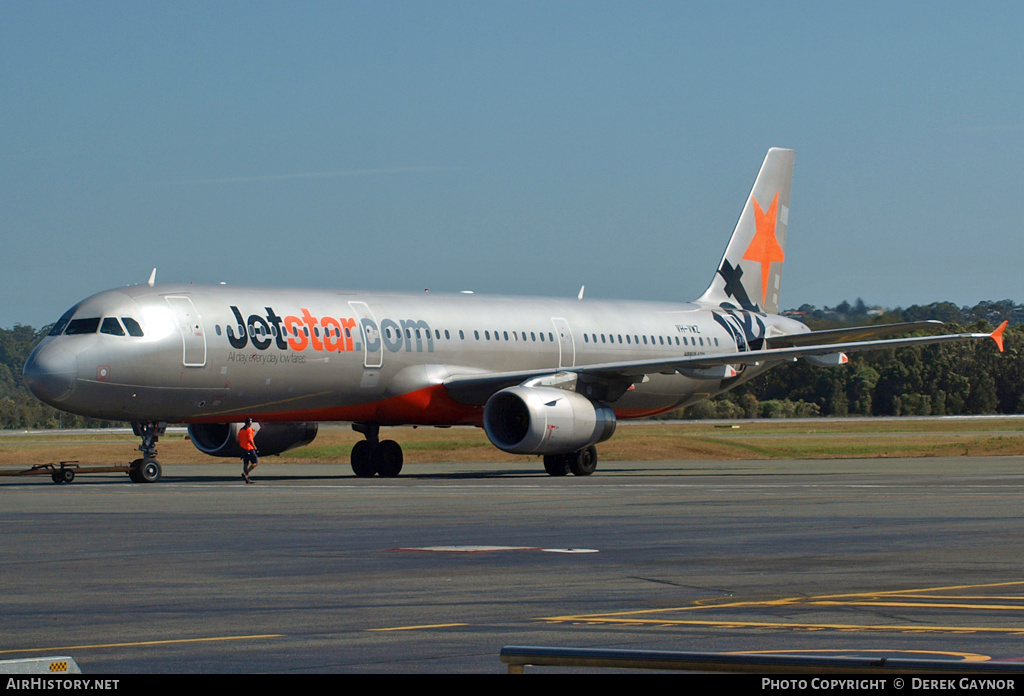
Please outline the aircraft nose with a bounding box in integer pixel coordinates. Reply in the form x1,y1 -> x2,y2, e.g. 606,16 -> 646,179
23,340 -> 78,404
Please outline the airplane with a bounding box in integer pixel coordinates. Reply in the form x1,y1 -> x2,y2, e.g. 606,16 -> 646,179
22,148 -> 1007,483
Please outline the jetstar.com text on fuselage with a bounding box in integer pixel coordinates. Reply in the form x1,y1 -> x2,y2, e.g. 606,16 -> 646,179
225,305 -> 435,354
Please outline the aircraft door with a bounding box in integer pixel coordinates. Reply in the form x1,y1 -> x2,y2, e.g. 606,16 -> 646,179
165,296 -> 207,368
551,317 -> 576,369
348,301 -> 383,369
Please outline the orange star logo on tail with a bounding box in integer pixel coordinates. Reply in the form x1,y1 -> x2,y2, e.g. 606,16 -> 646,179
742,192 -> 785,306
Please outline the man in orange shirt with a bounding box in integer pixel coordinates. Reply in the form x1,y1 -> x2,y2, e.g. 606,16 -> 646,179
239,418 -> 258,483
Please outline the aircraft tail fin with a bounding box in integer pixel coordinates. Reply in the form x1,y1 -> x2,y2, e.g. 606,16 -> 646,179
697,148 -> 795,315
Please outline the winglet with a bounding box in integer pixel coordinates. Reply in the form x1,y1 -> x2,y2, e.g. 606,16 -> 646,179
990,320 -> 1008,353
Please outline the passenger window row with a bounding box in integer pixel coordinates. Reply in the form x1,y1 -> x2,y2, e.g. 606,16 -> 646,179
419,328 -> 719,348
211,322 -> 720,349
582,333 -> 718,348
213,323 -> 717,349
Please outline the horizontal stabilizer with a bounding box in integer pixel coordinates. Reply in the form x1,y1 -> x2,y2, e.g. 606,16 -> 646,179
769,321 -> 944,348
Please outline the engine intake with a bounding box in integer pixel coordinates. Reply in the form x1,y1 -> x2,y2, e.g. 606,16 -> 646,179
483,386 -> 616,455
188,422 -> 318,457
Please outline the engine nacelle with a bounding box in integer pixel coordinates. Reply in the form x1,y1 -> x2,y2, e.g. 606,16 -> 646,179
483,386 -> 616,455
187,422 -> 318,458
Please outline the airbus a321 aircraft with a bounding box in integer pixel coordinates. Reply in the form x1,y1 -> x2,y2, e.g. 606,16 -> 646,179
23,148 -> 1006,482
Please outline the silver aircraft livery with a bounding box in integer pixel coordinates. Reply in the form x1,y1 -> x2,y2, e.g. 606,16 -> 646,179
23,149 -> 1006,482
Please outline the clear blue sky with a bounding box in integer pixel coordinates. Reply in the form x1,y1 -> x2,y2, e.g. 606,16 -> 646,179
3,1 -> 1022,328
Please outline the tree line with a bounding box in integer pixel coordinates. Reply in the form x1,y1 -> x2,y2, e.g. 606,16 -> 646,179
0,324 -> 119,429
682,300 -> 1022,419
0,299 -> 1021,429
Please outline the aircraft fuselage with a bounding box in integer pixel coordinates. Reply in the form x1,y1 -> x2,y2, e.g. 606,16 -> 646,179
24,283 -> 806,425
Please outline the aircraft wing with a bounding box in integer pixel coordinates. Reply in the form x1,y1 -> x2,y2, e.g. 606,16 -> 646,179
443,322 -> 1006,406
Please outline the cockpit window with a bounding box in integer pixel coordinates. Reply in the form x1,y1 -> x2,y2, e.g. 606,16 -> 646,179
48,306 -> 78,336
121,317 -> 144,337
100,318 -> 125,336
64,317 -> 101,335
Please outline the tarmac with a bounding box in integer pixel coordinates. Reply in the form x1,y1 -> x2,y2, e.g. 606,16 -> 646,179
3,456 -> 1024,673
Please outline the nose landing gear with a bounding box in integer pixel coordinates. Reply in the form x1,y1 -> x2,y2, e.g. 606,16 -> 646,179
129,422 -> 165,483
128,457 -> 162,483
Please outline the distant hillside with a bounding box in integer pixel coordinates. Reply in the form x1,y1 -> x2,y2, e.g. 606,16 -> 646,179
0,324 -> 122,429
782,298 -> 1023,330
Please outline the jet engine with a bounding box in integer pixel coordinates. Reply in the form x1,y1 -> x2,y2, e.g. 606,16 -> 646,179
187,422 -> 319,458
483,386 -> 616,455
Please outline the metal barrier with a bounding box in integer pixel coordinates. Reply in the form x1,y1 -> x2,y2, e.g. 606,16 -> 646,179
0,657 -> 82,674
499,646 -> 1024,674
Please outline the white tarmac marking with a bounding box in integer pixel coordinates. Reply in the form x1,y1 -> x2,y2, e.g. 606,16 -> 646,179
394,545 -> 599,553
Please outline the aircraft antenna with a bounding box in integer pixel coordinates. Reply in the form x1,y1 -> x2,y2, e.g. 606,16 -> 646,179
147,268 -> 157,287
578,285 -> 585,300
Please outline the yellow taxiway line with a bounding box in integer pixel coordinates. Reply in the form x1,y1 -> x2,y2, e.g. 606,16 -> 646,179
367,623 -> 470,632
540,581 -> 1024,635
0,634 -> 283,656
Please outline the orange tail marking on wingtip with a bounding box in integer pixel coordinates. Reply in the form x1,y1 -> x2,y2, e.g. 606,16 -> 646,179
991,320 -> 1008,353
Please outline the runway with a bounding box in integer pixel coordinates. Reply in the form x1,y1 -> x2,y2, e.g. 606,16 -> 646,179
3,457 -> 1024,673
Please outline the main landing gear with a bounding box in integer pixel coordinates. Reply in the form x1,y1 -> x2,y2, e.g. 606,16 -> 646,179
129,422 -> 165,483
350,423 -> 404,478
543,445 -> 598,477
348,423 -> 598,478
